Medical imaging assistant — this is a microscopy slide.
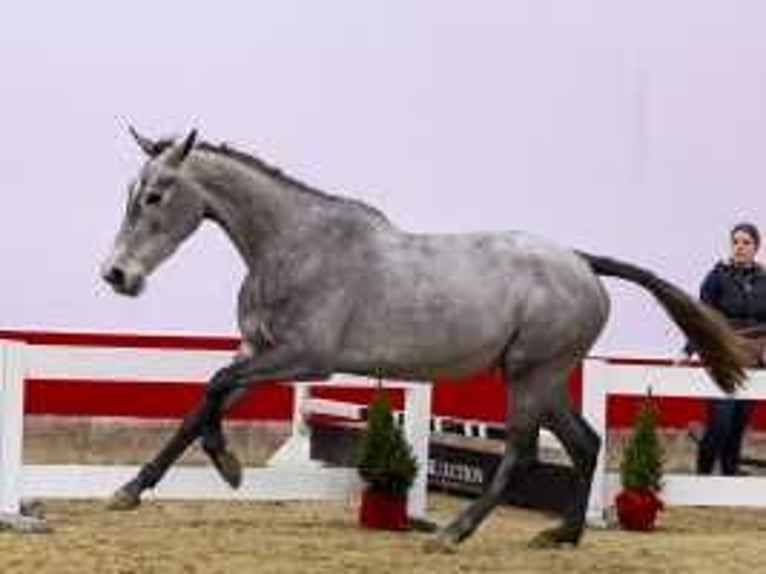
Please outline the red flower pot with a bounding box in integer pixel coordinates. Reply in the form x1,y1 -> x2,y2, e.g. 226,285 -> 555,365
359,488 -> 409,531
615,489 -> 664,531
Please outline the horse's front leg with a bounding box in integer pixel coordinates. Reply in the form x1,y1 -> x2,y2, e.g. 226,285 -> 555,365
107,394 -> 219,510
198,342 -> 259,488
108,346 -> 329,510
198,347 -> 333,489
198,386 -> 250,489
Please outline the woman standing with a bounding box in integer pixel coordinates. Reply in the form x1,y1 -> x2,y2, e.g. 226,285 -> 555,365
696,222 -> 766,475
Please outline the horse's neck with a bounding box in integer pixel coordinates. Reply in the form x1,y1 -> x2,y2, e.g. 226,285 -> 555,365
189,153 -> 310,266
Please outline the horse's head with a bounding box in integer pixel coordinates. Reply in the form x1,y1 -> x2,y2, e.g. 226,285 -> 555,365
101,128 -> 207,296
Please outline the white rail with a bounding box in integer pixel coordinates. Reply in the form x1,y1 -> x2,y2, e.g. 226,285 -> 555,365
583,358 -> 766,524
0,340 -> 431,521
0,342 -> 24,514
8,339 -> 764,528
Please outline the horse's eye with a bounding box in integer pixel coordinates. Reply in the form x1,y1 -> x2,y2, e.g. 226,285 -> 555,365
144,192 -> 163,206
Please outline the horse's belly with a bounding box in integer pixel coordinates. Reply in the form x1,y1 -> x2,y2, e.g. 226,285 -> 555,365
337,313 -> 511,380
340,352 -> 500,381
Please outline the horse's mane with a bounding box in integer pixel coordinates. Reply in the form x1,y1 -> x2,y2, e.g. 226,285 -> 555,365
152,137 -> 390,223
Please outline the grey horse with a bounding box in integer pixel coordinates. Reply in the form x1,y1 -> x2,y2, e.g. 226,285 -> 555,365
101,128 -> 747,550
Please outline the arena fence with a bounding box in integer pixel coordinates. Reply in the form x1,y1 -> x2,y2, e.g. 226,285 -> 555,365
584,359 -> 766,524
0,339 -> 430,521
3,335 -> 766,527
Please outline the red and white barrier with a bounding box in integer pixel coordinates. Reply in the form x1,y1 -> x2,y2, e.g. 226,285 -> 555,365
7,331 -> 766,529
0,338 -> 430,521
583,359 -> 766,524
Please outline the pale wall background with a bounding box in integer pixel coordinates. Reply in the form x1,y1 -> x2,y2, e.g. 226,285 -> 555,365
1,1 -> 765,356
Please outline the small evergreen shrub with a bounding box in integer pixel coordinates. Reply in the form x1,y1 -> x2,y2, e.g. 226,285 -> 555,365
620,394 -> 664,493
357,391 -> 418,498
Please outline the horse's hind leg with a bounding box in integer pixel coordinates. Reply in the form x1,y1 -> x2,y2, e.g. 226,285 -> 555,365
428,372 -> 544,552
529,400 -> 601,548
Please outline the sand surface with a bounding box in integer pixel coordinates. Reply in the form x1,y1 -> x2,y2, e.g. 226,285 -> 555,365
8,417 -> 766,573
1,495 -> 765,574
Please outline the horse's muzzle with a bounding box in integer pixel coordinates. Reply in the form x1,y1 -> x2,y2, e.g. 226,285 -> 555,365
102,264 -> 145,296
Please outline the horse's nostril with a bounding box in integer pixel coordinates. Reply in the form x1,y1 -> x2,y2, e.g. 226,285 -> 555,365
105,266 -> 126,287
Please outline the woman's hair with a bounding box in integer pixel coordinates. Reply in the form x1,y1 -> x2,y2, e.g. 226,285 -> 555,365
731,222 -> 761,249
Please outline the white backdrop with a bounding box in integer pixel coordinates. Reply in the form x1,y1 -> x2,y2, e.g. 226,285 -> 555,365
1,1 -> 765,355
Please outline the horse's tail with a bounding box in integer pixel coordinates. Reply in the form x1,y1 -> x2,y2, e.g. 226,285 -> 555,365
577,251 -> 749,394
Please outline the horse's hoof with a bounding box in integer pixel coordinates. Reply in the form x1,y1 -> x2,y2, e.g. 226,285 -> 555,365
0,513 -> 50,534
528,525 -> 582,549
213,450 -> 243,489
423,531 -> 459,554
106,487 -> 142,511
410,517 -> 439,533
20,499 -> 46,520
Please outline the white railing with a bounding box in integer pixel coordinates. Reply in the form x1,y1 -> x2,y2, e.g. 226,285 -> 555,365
0,339 -> 431,521
0,341 -> 25,516
8,338 -> 765,527
583,358 -> 766,524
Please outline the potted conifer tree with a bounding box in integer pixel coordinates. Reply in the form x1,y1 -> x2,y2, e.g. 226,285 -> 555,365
357,390 -> 418,531
615,393 -> 665,531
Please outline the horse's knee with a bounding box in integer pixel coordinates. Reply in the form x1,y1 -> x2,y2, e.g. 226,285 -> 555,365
206,376 -> 234,402
202,380 -> 237,428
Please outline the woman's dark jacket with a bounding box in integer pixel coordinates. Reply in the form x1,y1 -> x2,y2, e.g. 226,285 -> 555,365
700,261 -> 766,333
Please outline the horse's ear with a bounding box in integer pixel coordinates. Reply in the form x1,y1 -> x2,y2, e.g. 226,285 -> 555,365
128,125 -> 164,157
166,129 -> 198,167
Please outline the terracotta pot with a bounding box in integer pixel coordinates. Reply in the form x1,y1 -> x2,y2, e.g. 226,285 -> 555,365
359,488 -> 409,531
615,489 -> 664,531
